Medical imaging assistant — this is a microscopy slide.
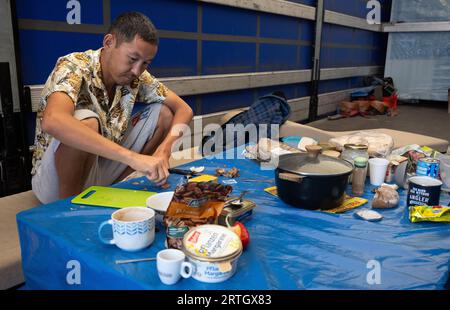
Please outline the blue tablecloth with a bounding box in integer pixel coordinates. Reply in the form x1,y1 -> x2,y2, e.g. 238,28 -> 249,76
17,153 -> 450,289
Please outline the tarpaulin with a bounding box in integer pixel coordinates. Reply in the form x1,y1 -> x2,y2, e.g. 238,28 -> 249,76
17,154 -> 450,289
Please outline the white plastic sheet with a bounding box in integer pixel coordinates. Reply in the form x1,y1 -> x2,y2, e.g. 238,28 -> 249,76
385,0 -> 450,101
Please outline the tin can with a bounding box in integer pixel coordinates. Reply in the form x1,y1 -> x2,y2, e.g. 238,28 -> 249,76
416,158 -> 440,179
407,176 -> 442,207
219,199 -> 256,226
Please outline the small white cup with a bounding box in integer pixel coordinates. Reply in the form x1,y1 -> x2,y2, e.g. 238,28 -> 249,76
157,249 -> 192,285
98,207 -> 155,252
368,158 -> 390,186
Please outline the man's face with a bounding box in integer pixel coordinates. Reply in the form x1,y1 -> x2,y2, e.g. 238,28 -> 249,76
103,34 -> 157,86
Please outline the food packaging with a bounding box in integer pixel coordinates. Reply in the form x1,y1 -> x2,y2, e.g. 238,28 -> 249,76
181,224 -> 243,283
164,182 -> 232,249
372,186 -> 400,209
409,205 -> 450,223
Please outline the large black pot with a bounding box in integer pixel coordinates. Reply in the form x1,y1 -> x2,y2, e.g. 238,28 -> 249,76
274,145 -> 353,210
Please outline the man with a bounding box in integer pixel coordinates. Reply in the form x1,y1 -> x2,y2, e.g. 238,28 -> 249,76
31,12 -> 193,204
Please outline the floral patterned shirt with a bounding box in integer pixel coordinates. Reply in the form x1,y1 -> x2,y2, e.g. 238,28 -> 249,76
31,48 -> 169,176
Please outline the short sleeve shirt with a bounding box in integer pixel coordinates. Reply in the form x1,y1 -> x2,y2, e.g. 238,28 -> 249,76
31,48 -> 169,176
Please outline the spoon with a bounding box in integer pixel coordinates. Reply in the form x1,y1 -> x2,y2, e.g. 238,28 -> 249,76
115,257 -> 156,264
230,190 -> 249,206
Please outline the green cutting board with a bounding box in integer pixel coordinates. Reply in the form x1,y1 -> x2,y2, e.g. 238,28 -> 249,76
71,186 -> 156,208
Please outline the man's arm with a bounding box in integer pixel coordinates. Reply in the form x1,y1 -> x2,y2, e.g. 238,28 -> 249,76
42,92 -> 168,184
152,89 -> 194,158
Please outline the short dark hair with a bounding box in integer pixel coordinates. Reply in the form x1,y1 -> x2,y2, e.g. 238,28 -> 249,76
108,12 -> 159,46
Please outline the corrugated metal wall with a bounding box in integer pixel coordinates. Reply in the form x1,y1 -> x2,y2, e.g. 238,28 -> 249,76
320,0 -> 390,94
385,0 -> 450,101
16,0 -> 391,117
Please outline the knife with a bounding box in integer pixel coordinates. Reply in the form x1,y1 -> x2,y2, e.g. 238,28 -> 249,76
168,168 -> 198,176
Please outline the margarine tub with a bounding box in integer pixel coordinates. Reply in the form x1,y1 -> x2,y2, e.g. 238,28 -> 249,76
181,224 -> 243,283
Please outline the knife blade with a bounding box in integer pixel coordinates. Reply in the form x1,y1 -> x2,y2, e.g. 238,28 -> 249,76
168,168 -> 197,176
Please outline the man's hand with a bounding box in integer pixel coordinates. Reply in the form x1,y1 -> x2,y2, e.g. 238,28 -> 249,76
125,89 -> 193,186
127,152 -> 169,186
153,146 -> 171,166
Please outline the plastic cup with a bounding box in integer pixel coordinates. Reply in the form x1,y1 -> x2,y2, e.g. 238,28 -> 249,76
368,158 -> 389,186
439,157 -> 450,189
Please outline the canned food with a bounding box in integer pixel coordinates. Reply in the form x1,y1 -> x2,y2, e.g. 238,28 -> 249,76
219,199 -> 256,226
416,158 -> 440,179
407,176 -> 442,207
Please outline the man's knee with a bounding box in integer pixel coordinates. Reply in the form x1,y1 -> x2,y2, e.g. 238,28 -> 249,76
56,117 -> 99,159
81,117 -> 100,133
158,104 -> 173,130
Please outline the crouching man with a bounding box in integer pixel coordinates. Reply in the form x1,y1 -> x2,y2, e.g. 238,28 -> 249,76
31,12 -> 193,204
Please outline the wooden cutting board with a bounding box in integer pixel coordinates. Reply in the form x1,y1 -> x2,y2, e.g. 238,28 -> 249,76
71,186 -> 156,208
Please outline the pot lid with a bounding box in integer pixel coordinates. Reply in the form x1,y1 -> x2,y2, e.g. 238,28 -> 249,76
182,224 -> 242,262
278,145 -> 353,176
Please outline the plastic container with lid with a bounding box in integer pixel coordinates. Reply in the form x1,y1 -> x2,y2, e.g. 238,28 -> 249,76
341,144 -> 369,183
341,144 -> 369,165
181,224 -> 243,283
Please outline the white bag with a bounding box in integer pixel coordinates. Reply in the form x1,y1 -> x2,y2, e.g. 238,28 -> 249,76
329,131 -> 394,158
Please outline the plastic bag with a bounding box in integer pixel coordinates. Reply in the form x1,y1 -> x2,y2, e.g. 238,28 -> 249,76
372,186 -> 400,209
244,138 -> 300,162
329,131 -> 394,158
164,182 -> 232,249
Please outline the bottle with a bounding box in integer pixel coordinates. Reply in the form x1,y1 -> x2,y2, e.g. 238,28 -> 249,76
352,157 -> 368,196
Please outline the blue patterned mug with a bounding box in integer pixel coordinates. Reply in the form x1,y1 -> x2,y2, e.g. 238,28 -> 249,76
98,207 -> 155,251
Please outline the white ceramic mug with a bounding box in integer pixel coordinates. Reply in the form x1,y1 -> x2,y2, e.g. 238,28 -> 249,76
157,249 -> 192,285
98,207 -> 155,252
